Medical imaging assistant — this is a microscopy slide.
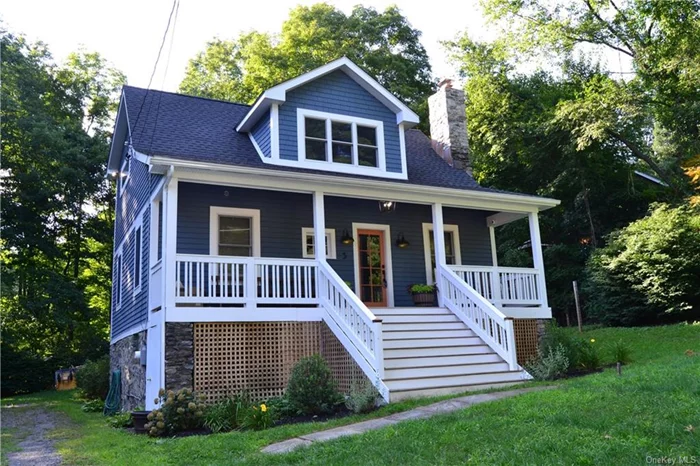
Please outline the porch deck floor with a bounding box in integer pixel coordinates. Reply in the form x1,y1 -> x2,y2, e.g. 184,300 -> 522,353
261,385 -> 555,454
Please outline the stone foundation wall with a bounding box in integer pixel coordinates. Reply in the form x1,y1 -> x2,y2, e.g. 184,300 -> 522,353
110,331 -> 147,411
165,323 -> 194,392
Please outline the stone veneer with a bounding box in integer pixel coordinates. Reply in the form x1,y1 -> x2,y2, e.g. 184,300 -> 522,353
165,323 -> 194,392
428,79 -> 472,174
110,331 -> 147,411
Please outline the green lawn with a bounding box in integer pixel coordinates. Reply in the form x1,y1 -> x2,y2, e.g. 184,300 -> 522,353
3,324 -> 699,465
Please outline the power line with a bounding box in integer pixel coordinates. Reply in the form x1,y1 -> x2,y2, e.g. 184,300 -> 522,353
129,0 -> 180,149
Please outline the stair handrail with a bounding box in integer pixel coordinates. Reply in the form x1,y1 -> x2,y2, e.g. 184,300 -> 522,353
437,264 -> 519,370
316,261 -> 389,401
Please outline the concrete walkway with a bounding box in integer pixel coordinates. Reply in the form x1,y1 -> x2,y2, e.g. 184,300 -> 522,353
262,385 -> 555,454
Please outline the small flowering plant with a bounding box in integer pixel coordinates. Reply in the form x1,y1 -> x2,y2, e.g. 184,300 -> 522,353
241,402 -> 275,431
145,388 -> 207,437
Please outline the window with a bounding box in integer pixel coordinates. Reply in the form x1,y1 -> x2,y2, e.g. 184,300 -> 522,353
119,157 -> 130,196
298,109 -> 385,172
209,207 -> 261,257
422,224 -> 461,284
114,253 -> 122,309
134,225 -> 142,293
301,228 -> 336,259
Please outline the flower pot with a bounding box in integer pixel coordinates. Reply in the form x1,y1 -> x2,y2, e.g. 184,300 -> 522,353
131,410 -> 151,434
411,292 -> 435,307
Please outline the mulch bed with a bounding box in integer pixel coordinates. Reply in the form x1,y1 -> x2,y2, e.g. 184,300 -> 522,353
274,408 -> 355,427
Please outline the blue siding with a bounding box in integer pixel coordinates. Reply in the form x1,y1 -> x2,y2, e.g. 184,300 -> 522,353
278,70 -> 403,173
175,183 -> 492,308
251,110 -> 271,157
115,156 -> 151,247
177,183 -> 312,256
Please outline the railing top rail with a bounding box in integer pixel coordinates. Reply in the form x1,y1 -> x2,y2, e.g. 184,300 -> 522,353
175,254 -> 318,265
448,264 -> 541,274
318,261 -> 379,322
441,266 -> 509,321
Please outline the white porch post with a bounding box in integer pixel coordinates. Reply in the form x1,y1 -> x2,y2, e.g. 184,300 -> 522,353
488,225 -> 502,307
164,178 -> 179,310
528,211 -> 549,309
432,203 -> 446,306
313,191 -> 326,263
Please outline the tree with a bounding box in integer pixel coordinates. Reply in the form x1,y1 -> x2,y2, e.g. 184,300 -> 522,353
479,0 -> 700,194
1,30 -> 124,395
179,4 -> 434,126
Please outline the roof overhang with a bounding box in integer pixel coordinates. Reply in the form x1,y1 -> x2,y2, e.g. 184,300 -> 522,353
106,92 -> 130,175
236,57 -> 421,132
148,155 -> 561,213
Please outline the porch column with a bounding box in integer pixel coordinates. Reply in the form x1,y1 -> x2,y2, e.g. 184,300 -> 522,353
528,211 -> 549,308
313,191 -> 326,262
488,225 -> 502,307
163,177 -> 179,310
489,225 -> 498,267
432,203 -> 446,306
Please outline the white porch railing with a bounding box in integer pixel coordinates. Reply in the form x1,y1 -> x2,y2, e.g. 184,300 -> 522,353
174,254 -> 318,306
449,265 -> 543,307
437,265 -> 518,370
317,261 -> 388,401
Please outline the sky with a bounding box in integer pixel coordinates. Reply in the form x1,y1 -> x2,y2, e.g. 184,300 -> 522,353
2,0 -> 500,92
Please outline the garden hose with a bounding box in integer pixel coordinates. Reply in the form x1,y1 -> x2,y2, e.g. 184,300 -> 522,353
103,370 -> 121,415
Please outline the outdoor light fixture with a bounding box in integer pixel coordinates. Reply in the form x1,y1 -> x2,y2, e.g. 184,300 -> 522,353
396,233 -> 410,248
378,200 -> 397,213
341,229 -> 354,245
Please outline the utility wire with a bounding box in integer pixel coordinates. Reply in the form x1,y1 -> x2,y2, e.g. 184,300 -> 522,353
129,0 -> 180,149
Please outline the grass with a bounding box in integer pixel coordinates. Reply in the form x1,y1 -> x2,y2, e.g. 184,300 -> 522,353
2,323 -> 699,465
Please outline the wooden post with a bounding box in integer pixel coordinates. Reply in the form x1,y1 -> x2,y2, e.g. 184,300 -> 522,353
573,280 -> 582,333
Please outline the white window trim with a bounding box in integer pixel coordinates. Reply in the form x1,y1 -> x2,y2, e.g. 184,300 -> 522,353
209,206 -> 261,257
296,108 -> 387,176
114,249 -> 123,311
119,156 -> 130,197
352,223 -> 394,308
301,227 -> 336,259
422,223 -> 462,285
133,217 -> 143,296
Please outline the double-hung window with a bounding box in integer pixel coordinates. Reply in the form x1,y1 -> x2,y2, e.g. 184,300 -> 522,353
209,207 -> 261,257
298,109 -> 385,171
301,227 -> 336,259
422,224 -> 462,284
114,253 -> 123,309
133,225 -> 143,293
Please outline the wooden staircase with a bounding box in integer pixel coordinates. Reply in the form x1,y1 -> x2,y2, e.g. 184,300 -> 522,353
374,307 -> 526,401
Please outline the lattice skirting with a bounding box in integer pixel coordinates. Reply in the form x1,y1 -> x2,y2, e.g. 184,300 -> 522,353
192,322 -> 368,403
514,319 -> 541,366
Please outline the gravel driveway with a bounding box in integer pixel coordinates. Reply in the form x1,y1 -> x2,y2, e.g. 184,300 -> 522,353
2,404 -> 70,466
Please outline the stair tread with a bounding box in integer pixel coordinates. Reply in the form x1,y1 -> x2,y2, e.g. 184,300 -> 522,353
385,371 -> 524,391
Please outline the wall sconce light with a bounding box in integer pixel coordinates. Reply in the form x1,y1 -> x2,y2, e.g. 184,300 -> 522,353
341,229 -> 354,245
378,200 -> 397,213
396,232 -> 410,248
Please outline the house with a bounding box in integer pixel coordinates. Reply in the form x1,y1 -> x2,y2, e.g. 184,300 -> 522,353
107,57 -> 559,411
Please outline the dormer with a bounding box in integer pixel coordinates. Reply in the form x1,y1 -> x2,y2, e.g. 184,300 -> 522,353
236,57 -> 419,180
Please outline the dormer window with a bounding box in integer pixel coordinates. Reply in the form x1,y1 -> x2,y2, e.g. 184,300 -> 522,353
297,109 -> 386,173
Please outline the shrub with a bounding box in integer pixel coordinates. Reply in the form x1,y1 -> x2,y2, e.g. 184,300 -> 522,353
525,344 -> 570,381
203,392 -> 250,433
265,395 -> 296,418
345,381 -> 379,414
76,356 -> 110,400
81,398 -> 105,413
106,411 -> 133,428
0,345 -> 55,396
240,402 -> 274,431
408,284 -> 435,294
286,354 -> 342,415
540,323 -> 582,368
576,339 -> 601,371
145,388 -> 207,437
609,340 -> 632,364
585,203 -> 700,326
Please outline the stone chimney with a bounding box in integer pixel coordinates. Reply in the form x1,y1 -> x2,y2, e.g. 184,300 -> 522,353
428,78 -> 472,175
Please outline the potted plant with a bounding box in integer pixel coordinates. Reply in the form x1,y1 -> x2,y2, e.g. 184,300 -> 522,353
131,406 -> 150,433
408,284 -> 436,307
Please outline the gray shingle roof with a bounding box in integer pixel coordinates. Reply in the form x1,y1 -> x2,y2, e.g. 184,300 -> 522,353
122,85 -> 493,192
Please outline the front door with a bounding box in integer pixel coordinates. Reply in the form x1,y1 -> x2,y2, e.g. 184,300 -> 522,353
357,229 -> 387,307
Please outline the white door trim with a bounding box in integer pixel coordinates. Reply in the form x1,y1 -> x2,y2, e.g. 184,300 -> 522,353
422,223 -> 462,285
352,223 -> 394,308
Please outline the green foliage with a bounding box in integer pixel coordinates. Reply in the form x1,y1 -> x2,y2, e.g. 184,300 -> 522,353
525,344 -> 570,381
576,339 -> 601,371
81,399 -> 105,413
344,381 -> 379,414
286,355 -> 343,415
540,323 -> 601,371
585,204 -> 700,326
265,395 -> 297,419
202,392 -> 250,433
240,402 -> 275,431
105,411 -> 133,428
1,29 -> 122,395
608,340 -> 632,365
76,356 -> 110,400
0,345 -> 55,396
408,284 -> 435,294
145,388 -> 206,437
179,4 -> 433,129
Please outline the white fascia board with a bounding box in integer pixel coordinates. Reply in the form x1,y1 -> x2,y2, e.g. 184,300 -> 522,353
236,57 -> 420,132
149,155 -> 561,212
106,94 -> 129,174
